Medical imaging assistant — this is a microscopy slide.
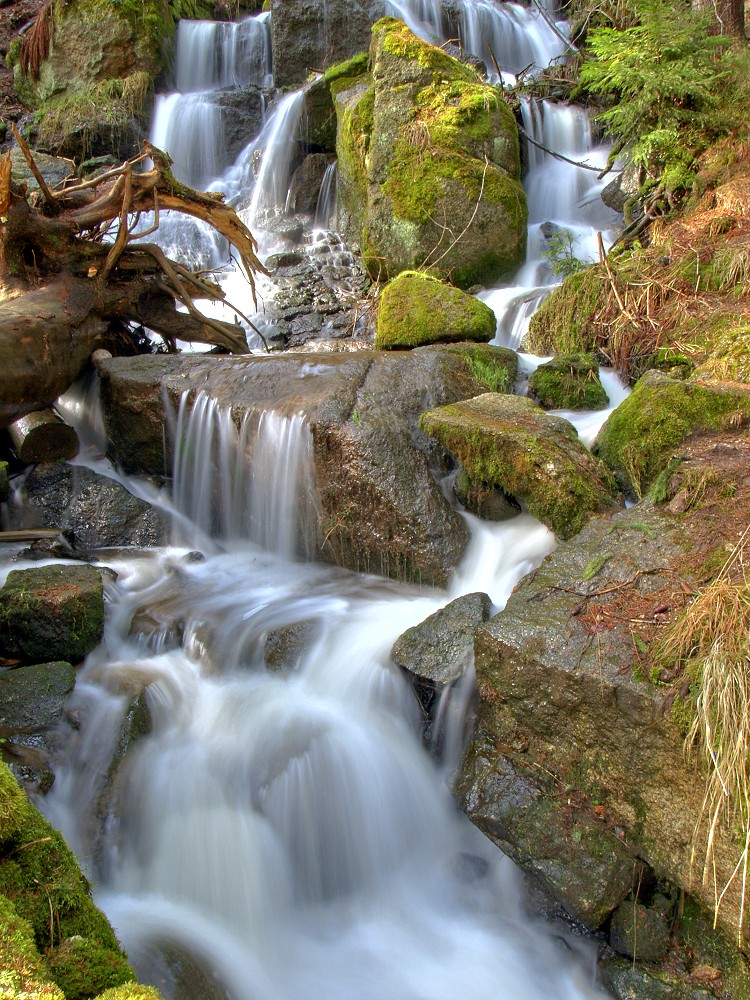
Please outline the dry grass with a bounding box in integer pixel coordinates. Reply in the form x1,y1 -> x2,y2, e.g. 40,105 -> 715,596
658,530 -> 750,942
19,0 -> 53,82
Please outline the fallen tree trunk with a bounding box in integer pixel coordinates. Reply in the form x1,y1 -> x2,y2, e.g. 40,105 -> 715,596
0,133 -> 267,429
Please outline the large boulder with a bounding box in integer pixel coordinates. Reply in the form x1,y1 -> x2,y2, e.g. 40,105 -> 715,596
375,271 -> 497,349
9,462 -> 170,551
96,347 -> 519,585
270,0 -> 386,88
593,370 -> 750,499
420,393 -> 618,539
0,564 -> 105,665
336,19 -> 527,288
457,499 -> 750,942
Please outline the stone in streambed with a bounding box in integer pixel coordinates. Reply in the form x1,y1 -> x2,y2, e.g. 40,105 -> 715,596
528,353 -> 609,411
0,661 -> 75,733
420,393 -> 618,539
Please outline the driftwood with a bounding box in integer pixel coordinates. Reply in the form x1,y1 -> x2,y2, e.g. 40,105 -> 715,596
0,129 -> 267,428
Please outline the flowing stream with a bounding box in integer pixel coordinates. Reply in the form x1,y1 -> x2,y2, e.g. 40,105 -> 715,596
10,3 -> 631,997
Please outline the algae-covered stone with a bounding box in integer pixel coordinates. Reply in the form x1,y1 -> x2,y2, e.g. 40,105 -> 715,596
0,893 -> 64,1000
0,564 -> 105,665
525,266 -> 605,357
528,353 -> 609,411
598,960 -> 715,999
420,393 -> 618,539
47,936 -> 135,1000
453,467 -> 520,521
593,370 -> 750,498
0,661 -> 75,732
335,18 -> 526,288
0,762 -> 30,843
375,272 -> 496,349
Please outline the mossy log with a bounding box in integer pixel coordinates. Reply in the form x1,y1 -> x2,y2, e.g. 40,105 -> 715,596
0,135 -> 266,429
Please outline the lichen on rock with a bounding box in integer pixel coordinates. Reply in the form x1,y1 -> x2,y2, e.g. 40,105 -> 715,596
528,352 -> 609,411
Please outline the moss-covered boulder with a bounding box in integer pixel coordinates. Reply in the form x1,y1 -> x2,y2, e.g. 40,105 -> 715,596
0,564 -> 105,665
95,988 -> 165,1000
528,353 -> 609,411
593,370 -> 750,499
0,763 -> 31,843
0,893 -> 64,1000
0,661 -> 75,732
420,393 -> 618,539
525,266 -> 605,357
375,271 -> 497,349
47,936 -> 134,1000
335,18 -> 526,288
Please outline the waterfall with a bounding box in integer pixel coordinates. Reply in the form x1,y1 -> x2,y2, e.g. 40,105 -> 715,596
13,4 -> 637,997
171,391 -> 319,559
313,161 -> 339,232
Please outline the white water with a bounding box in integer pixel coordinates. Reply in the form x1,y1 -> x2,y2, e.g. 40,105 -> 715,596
17,5 -> 634,997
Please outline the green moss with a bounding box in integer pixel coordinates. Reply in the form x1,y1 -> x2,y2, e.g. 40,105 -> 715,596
95,988 -> 164,1000
677,895 -> 750,998
526,267 -> 606,356
0,461 -> 9,506
6,39 -> 22,71
47,937 -> 134,1000
593,370 -> 750,498
336,82 -> 374,229
692,312 -> 750,384
0,894 -> 63,1000
528,353 -> 609,411
323,52 -> 370,96
67,0 -> 175,67
375,270 -> 496,349
0,804 -> 123,956
373,17 -> 476,83
0,764 -> 31,844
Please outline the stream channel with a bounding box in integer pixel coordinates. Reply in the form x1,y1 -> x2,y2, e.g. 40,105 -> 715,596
3,2 -> 631,997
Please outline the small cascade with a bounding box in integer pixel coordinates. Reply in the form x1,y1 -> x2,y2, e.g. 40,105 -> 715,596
242,89 -> 307,227
313,161 -> 338,232
171,391 -> 319,560
151,92 -> 228,190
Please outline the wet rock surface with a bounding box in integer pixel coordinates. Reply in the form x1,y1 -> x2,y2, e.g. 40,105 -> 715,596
8,462 -> 170,550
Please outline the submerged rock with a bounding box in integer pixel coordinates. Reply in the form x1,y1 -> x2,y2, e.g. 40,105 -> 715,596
420,393 -> 618,539
0,563 -> 104,665
375,271 -> 497,349
528,352 -> 609,411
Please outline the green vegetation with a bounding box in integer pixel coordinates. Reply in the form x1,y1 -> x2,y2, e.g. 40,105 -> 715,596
578,0 -> 750,209
593,370 -> 750,498
525,267 -> 604,357
47,938 -> 134,1000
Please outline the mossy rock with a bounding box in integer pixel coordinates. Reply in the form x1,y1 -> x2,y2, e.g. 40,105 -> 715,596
525,266 -> 605,356
439,342 -> 518,394
95,988 -> 165,1000
336,18 -> 526,288
420,393 -> 618,539
0,801 -> 123,958
692,312 -> 750,384
303,52 -> 370,152
47,937 -> 134,1000
375,271 -> 496,349
0,762 -> 31,843
593,370 -> 750,499
0,564 -> 104,666
528,353 -> 609,411
0,893 -> 64,1000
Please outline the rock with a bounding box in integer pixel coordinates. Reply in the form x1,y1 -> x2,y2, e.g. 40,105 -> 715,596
390,591 -> 492,715
459,735 -> 641,928
9,148 -> 75,192
204,85 -> 266,164
0,564 -> 104,665
601,162 -> 642,215
10,462 -> 170,550
337,19 -> 527,288
528,353 -> 609,411
0,760 -> 30,841
97,347 -> 511,585
598,960 -> 714,1000
452,467 -> 520,520
271,0 -> 386,87
264,621 -> 320,672
0,661 -> 75,733
375,271 -> 497,349
609,898 -> 671,962
593,370 -> 750,499
0,460 -> 8,503
420,393 -> 618,539
286,153 -> 333,215
457,501 -> 750,941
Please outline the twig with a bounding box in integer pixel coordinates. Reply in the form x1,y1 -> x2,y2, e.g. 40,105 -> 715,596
530,0 -> 579,53
422,157 -> 490,271
518,124 -> 602,172
98,164 -> 132,284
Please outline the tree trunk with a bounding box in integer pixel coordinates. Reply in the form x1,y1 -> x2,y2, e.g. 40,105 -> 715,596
8,408 -> 80,464
692,0 -> 745,37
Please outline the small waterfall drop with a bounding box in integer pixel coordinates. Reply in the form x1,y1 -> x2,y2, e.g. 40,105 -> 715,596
313,161 -> 339,232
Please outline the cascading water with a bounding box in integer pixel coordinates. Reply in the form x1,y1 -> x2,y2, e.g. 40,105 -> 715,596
13,3 -> 636,998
